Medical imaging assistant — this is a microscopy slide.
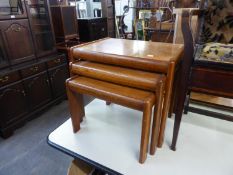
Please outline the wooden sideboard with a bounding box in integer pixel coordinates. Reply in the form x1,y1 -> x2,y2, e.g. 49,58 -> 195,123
0,0 -> 69,138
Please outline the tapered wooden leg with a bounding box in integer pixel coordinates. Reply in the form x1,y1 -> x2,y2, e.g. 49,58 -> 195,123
66,81 -> 85,133
158,62 -> 175,148
139,103 -> 152,164
150,81 -> 164,155
170,109 -> 183,151
184,91 -> 191,114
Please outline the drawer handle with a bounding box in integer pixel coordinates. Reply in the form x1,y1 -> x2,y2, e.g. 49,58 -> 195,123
0,76 -> 9,83
101,28 -> 105,31
54,59 -> 61,63
30,66 -> 39,72
13,27 -> 21,32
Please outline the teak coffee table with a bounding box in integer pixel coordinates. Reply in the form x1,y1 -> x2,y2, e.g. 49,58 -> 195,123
70,38 -> 183,147
67,38 -> 183,163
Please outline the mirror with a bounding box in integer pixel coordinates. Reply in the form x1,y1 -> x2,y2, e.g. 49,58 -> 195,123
0,0 -> 24,16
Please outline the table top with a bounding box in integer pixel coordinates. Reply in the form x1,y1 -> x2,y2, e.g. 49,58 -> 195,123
75,38 -> 184,63
47,99 -> 233,175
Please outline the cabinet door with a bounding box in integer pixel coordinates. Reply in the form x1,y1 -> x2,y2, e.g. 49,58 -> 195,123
0,83 -> 28,128
24,72 -> 52,111
27,0 -> 56,57
0,19 -> 36,65
49,64 -> 69,98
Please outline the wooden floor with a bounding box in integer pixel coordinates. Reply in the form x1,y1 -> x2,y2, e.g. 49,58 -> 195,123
191,92 -> 233,109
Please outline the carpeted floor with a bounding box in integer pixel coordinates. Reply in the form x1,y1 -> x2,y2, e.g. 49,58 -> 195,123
0,100 -> 72,175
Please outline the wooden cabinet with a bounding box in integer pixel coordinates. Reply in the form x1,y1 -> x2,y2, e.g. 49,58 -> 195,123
78,18 -> 108,42
0,55 -> 68,138
27,0 -> 56,57
0,19 -> 36,65
24,72 -> 52,111
49,64 -> 69,98
0,82 -> 28,137
50,6 -> 78,43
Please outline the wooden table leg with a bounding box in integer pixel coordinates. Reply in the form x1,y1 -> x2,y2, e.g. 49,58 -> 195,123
66,81 -> 85,133
139,103 -> 152,164
158,62 -> 176,147
150,79 -> 164,155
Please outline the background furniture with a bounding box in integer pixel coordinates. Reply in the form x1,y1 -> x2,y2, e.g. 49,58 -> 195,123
50,5 -> 79,43
0,0 -> 69,138
101,0 -> 116,38
77,18 -> 108,42
171,1 -> 233,150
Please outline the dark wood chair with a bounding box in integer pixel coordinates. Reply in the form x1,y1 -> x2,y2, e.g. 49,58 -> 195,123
171,0 -> 233,150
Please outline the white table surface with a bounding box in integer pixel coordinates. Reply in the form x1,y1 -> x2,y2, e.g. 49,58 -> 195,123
48,99 -> 233,175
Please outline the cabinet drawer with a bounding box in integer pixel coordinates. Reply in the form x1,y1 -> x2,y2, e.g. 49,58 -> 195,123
0,71 -> 20,87
47,56 -> 66,68
21,63 -> 46,78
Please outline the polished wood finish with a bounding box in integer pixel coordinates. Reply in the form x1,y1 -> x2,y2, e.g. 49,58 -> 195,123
190,67 -> 233,98
191,92 -> 233,108
72,38 -> 183,73
68,38 -> 183,163
0,19 -> 36,65
72,38 -> 183,148
66,76 -> 156,163
77,18 -> 108,42
71,61 -> 162,91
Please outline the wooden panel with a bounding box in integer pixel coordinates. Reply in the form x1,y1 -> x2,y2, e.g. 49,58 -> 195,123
49,64 -> 69,98
191,92 -> 233,108
0,19 -> 36,64
190,67 -> 233,98
0,82 -> 28,128
24,72 -> 52,111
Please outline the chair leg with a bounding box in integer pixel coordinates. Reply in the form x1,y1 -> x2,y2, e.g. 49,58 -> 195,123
139,103 -> 152,164
150,81 -> 164,155
184,91 -> 191,114
66,82 -> 85,133
170,107 -> 183,151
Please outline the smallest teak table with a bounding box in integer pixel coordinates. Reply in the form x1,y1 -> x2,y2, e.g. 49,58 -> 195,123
70,38 -> 184,148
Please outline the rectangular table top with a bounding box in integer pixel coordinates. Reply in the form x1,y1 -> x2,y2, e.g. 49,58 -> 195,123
72,38 -> 184,73
74,38 -> 184,63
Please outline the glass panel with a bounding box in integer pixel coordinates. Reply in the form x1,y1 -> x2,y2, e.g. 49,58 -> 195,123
0,0 -> 24,16
27,0 -> 55,55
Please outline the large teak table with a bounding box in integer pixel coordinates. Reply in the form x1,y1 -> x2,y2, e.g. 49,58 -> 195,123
70,38 -> 184,147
